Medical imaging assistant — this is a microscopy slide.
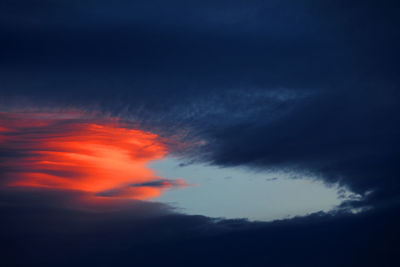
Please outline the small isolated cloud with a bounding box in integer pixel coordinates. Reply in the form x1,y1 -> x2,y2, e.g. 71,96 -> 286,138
97,179 -> 188,199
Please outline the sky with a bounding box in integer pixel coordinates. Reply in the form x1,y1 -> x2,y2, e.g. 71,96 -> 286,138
151,157 -> 357,221
0,1 -> 399,266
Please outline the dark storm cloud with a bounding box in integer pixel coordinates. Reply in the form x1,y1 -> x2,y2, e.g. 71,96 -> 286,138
1,0 -> 399,208
202,87 -> 400,207
1,0 -> 397,106
1,1 -> 400,266
1,188 -> 399,267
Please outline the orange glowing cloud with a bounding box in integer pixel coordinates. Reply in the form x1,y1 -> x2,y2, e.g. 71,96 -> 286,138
0,111 -> 186,201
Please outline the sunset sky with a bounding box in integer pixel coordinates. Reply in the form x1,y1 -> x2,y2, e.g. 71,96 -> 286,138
1,1 -> 399,266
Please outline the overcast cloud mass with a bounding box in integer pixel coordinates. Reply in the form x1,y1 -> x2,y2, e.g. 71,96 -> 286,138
1,1 -> 399,266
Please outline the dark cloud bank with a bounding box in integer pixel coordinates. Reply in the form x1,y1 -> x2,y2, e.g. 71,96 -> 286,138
1,0 -> 400,266
1,188 -> 399,267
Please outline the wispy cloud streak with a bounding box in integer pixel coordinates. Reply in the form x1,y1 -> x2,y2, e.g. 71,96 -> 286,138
0,111 -> 187,201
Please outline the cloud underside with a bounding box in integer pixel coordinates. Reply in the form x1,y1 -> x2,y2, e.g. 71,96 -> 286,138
1,188 -> 399,267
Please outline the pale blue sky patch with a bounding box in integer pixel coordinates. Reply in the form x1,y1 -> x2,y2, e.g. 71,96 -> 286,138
149,157 -> 356,221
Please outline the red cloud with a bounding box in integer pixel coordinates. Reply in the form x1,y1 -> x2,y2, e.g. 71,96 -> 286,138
0,112 -> 186,201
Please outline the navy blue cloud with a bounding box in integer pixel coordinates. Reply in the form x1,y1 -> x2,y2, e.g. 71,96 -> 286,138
1,0 -> 399,205
1,1 -> 400,266
1,188 -> 399,267
1,0 -> 399,208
